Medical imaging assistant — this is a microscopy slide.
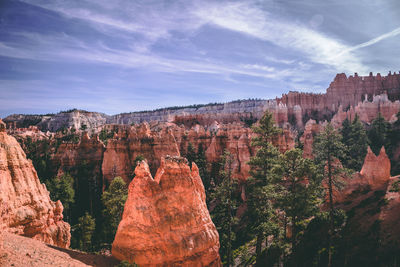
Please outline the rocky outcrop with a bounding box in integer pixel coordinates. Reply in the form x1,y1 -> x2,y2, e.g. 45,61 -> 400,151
112,157 -> 221,266
335,146 -> 391,203
326,72 -> 400,110
359,147 -> 391,187
300,119 -> 324,158
331,146 -> 400,257
331,93 -> 400,126
0,119 -> 70,248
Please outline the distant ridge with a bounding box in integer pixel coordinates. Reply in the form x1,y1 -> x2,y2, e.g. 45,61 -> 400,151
3,72 -> 399,131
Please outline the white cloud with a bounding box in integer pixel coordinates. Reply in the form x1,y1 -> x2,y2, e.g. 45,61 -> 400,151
336,26 -> 400,57
242,64 -> 275,72
192,1 -> 368,73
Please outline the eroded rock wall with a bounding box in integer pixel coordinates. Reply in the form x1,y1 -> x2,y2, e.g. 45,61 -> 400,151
0,120 -> 70,248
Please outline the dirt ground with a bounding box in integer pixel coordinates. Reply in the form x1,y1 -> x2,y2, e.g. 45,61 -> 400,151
0,232 -> 120,267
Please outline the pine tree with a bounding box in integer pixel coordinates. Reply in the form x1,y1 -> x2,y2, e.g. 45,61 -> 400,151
313,123 -> 346,267
186,143 -> 211,192
341,115 -> 369,171
368,113 -> 390,155
247,111 -> 281,262
186,142 -> 196,166
196,144 -> 211,192
45,173 -> 75,221
389,112 -> 400,175
101,177 -> 128,244
340,118 -> 351,145
211,150 -> 238,266
273,148 -> 321,263
74,212 -> 96,251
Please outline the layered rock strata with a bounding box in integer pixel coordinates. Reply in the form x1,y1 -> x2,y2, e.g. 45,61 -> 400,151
0,119 -> 70,248
112,157 -> 221,266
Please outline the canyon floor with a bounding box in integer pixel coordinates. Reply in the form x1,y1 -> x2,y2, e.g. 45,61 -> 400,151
0,233 -> 119,267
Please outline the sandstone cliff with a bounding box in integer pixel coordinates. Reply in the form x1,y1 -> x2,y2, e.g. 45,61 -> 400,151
331,93 -> 400,126
112,157 -> 221,266
0,120 -> 70,248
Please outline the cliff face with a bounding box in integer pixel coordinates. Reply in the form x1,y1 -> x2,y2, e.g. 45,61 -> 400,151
4,110 -> 109,132
331,93 -> 400,126
52,132 -> 105,183
102,122 -> 181,185
112,157 -> 221,266
0,120 -> 70,248
326,72 -> 400,109
101,122 -> 294,185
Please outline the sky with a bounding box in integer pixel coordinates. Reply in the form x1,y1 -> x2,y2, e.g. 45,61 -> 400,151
0,0 -> 400,117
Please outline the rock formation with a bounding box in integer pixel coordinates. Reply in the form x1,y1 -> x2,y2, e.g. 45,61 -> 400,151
300,119 -> 324,158
102,122 -> 181,185
0,119 -> 70,248
5,72 -> 398,132
52,132 -> 105,185
112,157 -> 221,266
337,146 -> 391,201
331,93 -> 400,126
332,146 -> 400,256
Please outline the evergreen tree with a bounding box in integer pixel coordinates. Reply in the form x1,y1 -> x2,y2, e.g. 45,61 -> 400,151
313,123 -> 346,267
45,173 -> 75,221
389,111 -> 400,175
341,115 -> 369,171
186,143 -> 211,192
101,177 -> 128,244
341,118 -> 351,142
73,212 -> 96,251
247,111 -> 281,262
196,144 -> 211,192
211,150 -> 238,266
273,148 -> 321,263
186,142 -> 196,166
368,113 -> 390,155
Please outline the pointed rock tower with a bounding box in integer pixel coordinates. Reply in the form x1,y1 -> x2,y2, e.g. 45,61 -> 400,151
112,156 -> 221,266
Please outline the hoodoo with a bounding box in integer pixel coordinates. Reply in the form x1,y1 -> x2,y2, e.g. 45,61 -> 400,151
112,156 -> 221,266
0,119 -> 70,248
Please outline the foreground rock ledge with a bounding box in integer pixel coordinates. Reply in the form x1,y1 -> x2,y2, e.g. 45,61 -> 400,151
112,156 -> 221,266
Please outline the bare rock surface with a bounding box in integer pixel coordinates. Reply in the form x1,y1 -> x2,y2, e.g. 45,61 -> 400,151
0,119 -> 70,248
112,157 -> 221,267
0,232 -> 118,267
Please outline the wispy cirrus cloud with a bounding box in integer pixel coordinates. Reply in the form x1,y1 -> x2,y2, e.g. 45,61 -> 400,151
0,0 -> 399,117
192,1 -> 368,73
335,26 -> 400,57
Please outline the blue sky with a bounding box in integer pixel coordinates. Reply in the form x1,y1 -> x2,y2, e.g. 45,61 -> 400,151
0,0 -> 399,117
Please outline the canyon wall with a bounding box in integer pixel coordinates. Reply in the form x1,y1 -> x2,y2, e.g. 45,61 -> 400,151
0,120 -> 70,248
4,72 -> 399,132
112,157 -> 221,266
